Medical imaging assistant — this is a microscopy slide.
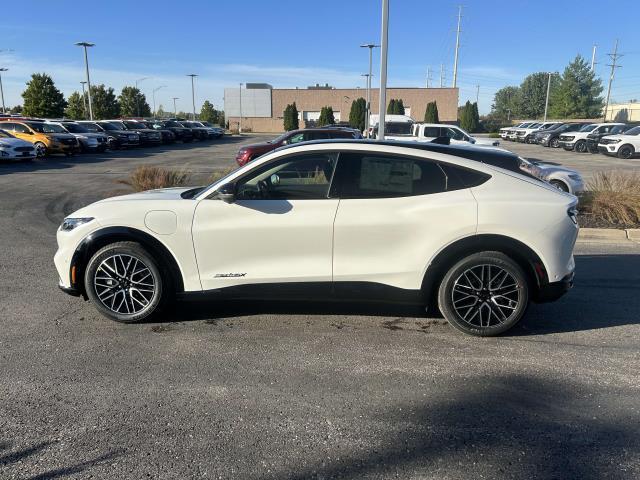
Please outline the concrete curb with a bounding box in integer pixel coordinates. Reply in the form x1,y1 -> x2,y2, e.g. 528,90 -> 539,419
577,228 -> 640,244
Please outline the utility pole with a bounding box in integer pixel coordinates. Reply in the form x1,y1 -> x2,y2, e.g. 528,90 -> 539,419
187,74 -> 197,121
543,72 -> 553,122
80,81 -> 88,119
475,84 -> 480,103
426,66 -> 432,88
172,97 -> 179,116
591,44 -> 597,72
603,39 -> 622,122
75,42 -> 95,120
238,82 -> 243,134
377,0 -> 389,140
452,5 -> 462,88
360,43 -> 379,138
0,68 -> 7,114
439,64 -> 444,88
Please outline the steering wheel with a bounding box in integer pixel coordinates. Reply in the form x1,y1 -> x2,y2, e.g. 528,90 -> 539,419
257,180 -> 269,198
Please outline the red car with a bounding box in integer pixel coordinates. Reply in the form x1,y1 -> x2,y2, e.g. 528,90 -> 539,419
235,127 -> 362,166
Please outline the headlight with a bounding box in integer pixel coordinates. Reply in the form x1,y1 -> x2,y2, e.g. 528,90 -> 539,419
60,217 -> 94,231
608,139 -> 621,144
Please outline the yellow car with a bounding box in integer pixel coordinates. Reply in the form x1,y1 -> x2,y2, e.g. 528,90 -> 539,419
0,120 -> 78,157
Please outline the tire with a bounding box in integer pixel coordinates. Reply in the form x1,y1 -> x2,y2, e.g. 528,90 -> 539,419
550,137 -> 560,148
618,145 -> 635,159
525,135 -> 533,144
34,142 -> 47,157
550,179 -> 569,192
84,242 -> 169,323
437,251 -> 530,337
574,140 -> 587,153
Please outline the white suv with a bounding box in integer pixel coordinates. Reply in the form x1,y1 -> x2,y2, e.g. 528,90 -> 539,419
515,122 -> 560,143
598,125 -> 640,159
559,123 -> 625,152
55,141 -> 578,336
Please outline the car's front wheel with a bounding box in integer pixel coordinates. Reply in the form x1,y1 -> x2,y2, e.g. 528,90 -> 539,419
618,145 -> 635,159
438,252 -> 529,336
550,137 -> 560,148
550,179 -> 569,192
34,142 -> 47,157
574,140 -> 587,153
84,242 -> 168,323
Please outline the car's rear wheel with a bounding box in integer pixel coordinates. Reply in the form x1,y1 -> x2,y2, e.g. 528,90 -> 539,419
550,179 -> 569,192
550,137 -> 560,148
574,140 -> 587,153
618,145 -> 635,159
438,252 -> 529,336
34,142 -> 47,157
84,242 -> 168,323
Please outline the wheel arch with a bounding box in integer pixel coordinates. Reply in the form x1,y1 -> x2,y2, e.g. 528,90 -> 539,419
70,226 -> 185,297
421,234 -> 548,308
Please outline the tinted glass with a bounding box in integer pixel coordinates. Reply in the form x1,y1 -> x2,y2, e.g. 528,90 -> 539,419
81,123 -> 102,132
63,123 -> 89,133
125,121 -> 147,129
98,122 -> 118,131
235,152 -> 338,200
11,123 -> 30,133
29,123 -> 66,133
333,152 -> 450,198
288,132 -> 305,144
423,127 -> 441,137
624,126 -> 640,136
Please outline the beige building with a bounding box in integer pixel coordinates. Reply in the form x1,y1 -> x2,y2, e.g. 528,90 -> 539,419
225,84 -> 459,133
604,102 -> 640,122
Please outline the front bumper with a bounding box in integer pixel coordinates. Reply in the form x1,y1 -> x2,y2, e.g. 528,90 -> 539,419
59,281 -> 81,297
535,272 -> 574,303
560,141 -> 575,150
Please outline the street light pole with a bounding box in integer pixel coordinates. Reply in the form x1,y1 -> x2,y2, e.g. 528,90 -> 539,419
360,43 -> 379,137
75,42 -> 95,120
377,0 -> 389,140
152,85 -> 167,117
135,77 -> 149,117
543,72 -> 553,122
0,68 -> 8,114
238,82 -> 243,134
172,97 -> 179,116
80,81 -> 88,119
187,74 -> 198,120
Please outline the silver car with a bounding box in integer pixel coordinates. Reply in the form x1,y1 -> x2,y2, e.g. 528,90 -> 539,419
518,157 -> 584,194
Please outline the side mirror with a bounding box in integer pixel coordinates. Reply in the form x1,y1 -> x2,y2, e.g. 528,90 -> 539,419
216,183 -> 236,203
281,139 -> 288,145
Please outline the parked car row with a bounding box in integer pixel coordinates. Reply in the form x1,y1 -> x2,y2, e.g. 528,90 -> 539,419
500,121 -> 640,159
0,117 -> 225,160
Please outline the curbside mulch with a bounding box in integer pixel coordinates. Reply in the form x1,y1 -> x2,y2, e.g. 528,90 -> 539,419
578,228 -> 640,244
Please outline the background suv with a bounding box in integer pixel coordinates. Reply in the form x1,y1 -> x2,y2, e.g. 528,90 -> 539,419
150,120 -> 193,143
53,121 -> 108,152
534,122 -> 586,147
559,123 -> 624,152
117,120 -> 162,145
0,120 -> 78,157
235,127 -> 363,165
598,125 -> 640,159
79,121 -> 140,149
586,124 -> 631,153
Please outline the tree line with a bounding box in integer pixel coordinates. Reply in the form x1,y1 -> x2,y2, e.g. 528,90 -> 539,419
13,73 -> 224,125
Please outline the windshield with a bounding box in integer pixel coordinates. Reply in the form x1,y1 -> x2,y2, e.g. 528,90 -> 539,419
124,121 -> 147,129
373,122 -> 413,135
579,124 -> 597,132
270,132 -> 290,144
28,122 -> 67,133
624,126 -> 640,136
0,129 -> 16,138
63,123 -> 89,133
108,121 -> 126,130
81,122 -> 102,132
98,122 -> 119,131
164,121 -> 182,128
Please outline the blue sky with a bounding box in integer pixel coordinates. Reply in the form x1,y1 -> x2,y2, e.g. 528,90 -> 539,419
1,0 -> 639,115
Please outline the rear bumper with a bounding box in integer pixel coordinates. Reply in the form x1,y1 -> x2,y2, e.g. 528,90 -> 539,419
535,272 -> 574,303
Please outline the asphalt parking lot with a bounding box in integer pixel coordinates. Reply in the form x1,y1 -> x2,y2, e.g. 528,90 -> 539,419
1,136 -> 639,479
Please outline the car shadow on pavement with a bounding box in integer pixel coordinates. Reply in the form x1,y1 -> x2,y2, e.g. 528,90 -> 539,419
0,441 -> 123,479
253,373 -> 638,479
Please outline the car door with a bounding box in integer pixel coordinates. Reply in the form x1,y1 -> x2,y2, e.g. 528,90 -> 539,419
192,151 -> 340,291
2,123 -> 31,143
331,151 -> 478,291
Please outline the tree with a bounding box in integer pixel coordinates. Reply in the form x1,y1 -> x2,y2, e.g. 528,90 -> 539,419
491,86 -> 521,119
216,110 -> 225,127
118,86 -> 151,117
9,105 -> 23,114
518,72 -> 560,118
283,102 -> 299,131
549,55 -> 603,119
348,97 -> 367,131
317,106 -> 335,127
394,99 -> 405,115
200,100 -> 217,123
424,101 -> 439,123
469,102 -> 480,132
156,105 -> 167,118
387,99 -> 396,114
65,91 -> 86,119
459,101 -> 475,132
90,84 -> 120,120
21,73 -> 66,118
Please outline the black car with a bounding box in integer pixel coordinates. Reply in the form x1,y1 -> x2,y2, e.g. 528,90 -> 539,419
533,123 -> 587,148
115,120 -> 163,145
586,124 -> 631,153
152,120 -> 194,143
79,121 -> 140,149
139,120 -> 176,144
179,121 -> 209,141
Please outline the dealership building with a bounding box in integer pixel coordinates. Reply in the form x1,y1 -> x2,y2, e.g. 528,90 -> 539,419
224,83 -> 459,132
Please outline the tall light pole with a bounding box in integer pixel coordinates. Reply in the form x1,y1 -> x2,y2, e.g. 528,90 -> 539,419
591,44 -> 597,72
452,6 -> 462,88
187,74 -> 197,120
543,73 -> 555,122
152,85 -> 167,117
75,42 -> 95,120
172,97 -> 179,116
377,0 -> 389,140
0,68 -> 8,114
80,81 -> 88,119
360,43 -> 379,138
238,82 -> 243,134
135,77 -> 149,117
